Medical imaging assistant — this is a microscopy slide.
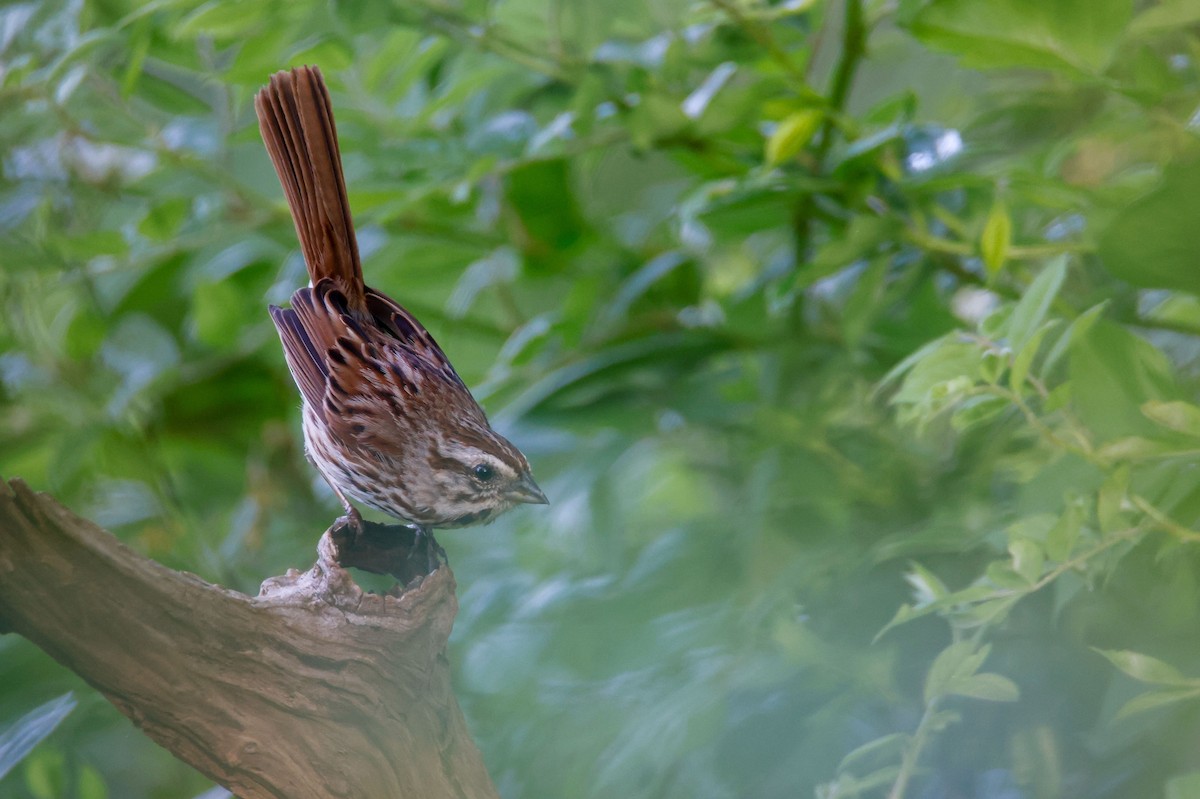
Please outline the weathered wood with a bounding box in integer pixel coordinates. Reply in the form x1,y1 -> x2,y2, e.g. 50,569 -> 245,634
0,477 -> 499,799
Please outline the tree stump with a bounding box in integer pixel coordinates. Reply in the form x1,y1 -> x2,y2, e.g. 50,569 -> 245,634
0,477 -> 499,799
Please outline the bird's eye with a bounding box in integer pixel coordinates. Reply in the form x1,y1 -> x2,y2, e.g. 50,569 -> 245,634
473,463 -> 495,482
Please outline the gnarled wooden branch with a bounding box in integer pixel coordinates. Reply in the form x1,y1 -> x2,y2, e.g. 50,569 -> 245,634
0,478 -> 499,799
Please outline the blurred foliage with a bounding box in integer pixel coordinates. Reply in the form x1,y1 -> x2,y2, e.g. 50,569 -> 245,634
3,0 -> 1200,797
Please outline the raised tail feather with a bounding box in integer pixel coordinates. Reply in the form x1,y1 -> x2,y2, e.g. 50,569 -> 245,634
255,66 -> 366,313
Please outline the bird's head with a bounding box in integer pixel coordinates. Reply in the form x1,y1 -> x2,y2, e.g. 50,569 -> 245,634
427,426 -> 547,527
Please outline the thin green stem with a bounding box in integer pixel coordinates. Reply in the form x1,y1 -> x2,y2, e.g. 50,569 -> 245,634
410,3 -> 575,81
1029,524 -> 1146,594
1131,496 -> 1200,543
982,384 -> 1092,459
886,517 -> 1147,799
887,698 -> 938,799
785,0 -> 867,358
709,0 -> 809,84
813,0 -> 865,167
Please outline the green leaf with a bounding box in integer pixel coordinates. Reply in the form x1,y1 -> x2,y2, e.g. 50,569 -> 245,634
950,394 -> 1009,431
1009,320 -> 1058,392
1069,320 -> 1178,441
877,334 -> 953,392
835,732 -> 909,773
175,0 -> 267,39
1009,538 -> 1044,584
290,37 -> 355,71
595,251 -> 691,333
628,91 -> 689,148
1008,257 -> 1067,355
504,158 -> 584,262
1141,401 -> 1200,438
1115,688 -> 1200,721
875,603 -> 927,641
119,16 -> 151,97
1040,301 -> 1105,380
1097,465 -> 1130,534
801,215 -> 893,289
0,694 -> 76,780
842,257 -> 890,349
1166,771 -> 1200,799
1010,726 -> 1063,799
57,231 -> 128,260
963,597 -> 1018,628
138,197 -> 189,242
1045,501 -> 1083,561
502,333 -> 726,418
1094,648 -> 1191,685
876,585 -> 1002,641
1130,0 -> 1200,36
78,765 -> 108,799
945,672 -> 1020,702
892,341 -> 981,405
1006,513 -> 1057,545
23,748 -> 66,799
765,110 -> 822,167
925,641 -> 972,704
925,642 -> 989,704
905,561 -> 950,605
987,560 -> 1032,590
907,0 -> 1132,76
1099,159 -> 1200,295
980,201 -> 1011,275
826,765 -> 903,795
1096,436 -> 1180,463
65,305 -> 107,361
927,709 -> 963,733
191,281 -> 245,349
978,348 -> 1006,386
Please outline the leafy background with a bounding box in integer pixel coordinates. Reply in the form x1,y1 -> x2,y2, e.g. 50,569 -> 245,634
3,0 -> 1200,797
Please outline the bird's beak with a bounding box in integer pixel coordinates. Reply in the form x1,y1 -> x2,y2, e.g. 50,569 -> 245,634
508,472 -> 549,505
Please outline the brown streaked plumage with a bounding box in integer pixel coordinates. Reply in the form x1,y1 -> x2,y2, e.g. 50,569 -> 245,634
255,66 -> 546,544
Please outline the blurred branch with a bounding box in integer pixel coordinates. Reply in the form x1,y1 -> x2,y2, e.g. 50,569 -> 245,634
887,693 -> 939,799
1130,494 -> 1200,543
709,0 -> 810,85
0,478 -> 498,799
406,3 -> 574,80
813,0 -> 864,167
792,0 -> 866,261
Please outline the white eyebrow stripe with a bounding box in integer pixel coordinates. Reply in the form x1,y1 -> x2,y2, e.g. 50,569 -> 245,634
440,445 -> 515,476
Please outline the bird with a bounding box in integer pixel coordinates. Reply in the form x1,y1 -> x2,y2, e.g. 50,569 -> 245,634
254,66 -> 547,567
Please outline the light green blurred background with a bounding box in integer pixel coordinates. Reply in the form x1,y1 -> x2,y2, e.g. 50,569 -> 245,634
4,0 -> 1200,797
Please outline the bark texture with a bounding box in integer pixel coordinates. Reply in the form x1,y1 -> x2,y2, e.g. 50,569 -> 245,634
0,477 -> 499,799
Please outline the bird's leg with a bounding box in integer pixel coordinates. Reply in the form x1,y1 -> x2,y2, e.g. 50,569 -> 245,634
306,453 -> 365,539
328,482 -> 364,538
408,525 -> 445,575
341,504 -> 364,534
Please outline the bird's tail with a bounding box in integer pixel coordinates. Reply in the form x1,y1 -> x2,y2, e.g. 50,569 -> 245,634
255,66 -> 366,312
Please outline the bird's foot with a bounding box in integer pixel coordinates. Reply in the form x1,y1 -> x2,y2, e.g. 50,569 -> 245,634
407,526 -> 446,575
326,509 -> 444,583
346,506 -> 365,532
331,507 -> 365,541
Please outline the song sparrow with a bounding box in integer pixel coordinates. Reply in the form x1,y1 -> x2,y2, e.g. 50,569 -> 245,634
255,66 -> 547,557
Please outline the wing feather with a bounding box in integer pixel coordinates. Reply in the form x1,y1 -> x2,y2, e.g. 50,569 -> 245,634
269,301 -> 327,410
271,278 -> 491,436
364,288 -> 471,393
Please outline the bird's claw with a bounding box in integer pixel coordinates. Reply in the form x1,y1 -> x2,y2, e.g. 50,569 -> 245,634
333,507 -> 364,534
407,525 -> 445,575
